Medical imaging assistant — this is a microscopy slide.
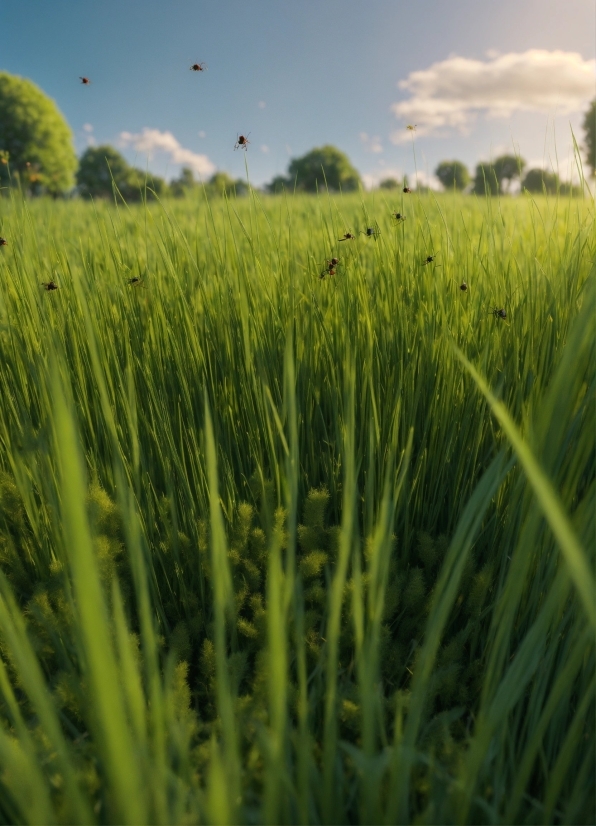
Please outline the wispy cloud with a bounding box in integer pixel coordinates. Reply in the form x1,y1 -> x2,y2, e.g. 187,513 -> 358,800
81,123 -> 96,146
119,128 -> 215,177
409,170 -> 442,191
391,50 -> 595,143
359,132 -> 383,154
258,100 -> 266,109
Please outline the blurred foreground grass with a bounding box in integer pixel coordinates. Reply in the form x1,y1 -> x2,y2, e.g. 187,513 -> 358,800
0,186 -> 593,824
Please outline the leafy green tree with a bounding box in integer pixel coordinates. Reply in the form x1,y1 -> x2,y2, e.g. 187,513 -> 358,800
287,145 -> 361,192
472,163 -> 499,195
77,146 -> 131,198
265,174 -> 292,194
170,166 -> 197,198
493,154 -> 526,192
434,160 -> 470,191
472,156 -> 525,196
209,171 -> 235,195
0,72 -> 77,195
136,169 -> 168,199
76,146 -> 167,201
559,181 -> 583,197
170,168 -> 248,198
208,171 -> 248,197
582,98 -> 595,176
378,178 -> 400,190
522,168 -> 559,194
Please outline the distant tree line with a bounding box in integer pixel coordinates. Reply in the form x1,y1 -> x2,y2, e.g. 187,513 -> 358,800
263,142 -> 588,197
76,147 -> 248,201
467,155 -> 581,196
377,156 -> 583,196
0,71 -> 593,199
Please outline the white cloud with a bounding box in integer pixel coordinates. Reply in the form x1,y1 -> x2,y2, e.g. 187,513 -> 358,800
80,123 -> 95,146
410,170 -> 442,191
258,101 -> 266,109
359,132 -> 383,154
260,144 -> 270,154
119,128 -> 215,177
361,173 -> 381,190
391,50 -> 595,143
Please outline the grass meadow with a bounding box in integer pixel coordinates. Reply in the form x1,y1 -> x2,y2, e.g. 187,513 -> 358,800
0,183 -> 593,824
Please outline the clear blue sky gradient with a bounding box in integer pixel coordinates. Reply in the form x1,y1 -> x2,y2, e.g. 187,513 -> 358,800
1,0 -> 594,186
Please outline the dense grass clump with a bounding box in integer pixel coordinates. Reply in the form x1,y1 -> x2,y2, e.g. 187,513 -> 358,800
0,185 -> 593,824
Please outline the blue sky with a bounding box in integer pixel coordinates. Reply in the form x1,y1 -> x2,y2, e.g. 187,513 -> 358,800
1,0 -> 594,187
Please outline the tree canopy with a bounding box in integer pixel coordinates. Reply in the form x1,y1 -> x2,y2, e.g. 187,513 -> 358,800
170,166 -> 197,198
286,145 -> 361,192
434,160 -> 470,191
472,163 -> 499,196
378,178 -> 400,190
170,168 -> 248,198
265,175 -> 293,194
492,154 -> 526,192
583,98 -> 595,176
522,168 -> 559,194
208,171 -> 248,197
76,146 -> 167,201
0,72 -> 77,195
472,155 -> 526,195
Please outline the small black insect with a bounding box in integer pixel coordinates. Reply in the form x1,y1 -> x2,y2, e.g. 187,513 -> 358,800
234,133 -> 250,150
403,186 -> 411,194
423,255 -> 437,265
489,306 -> 507,320
190,62 -> 207,72
338,232 -> 355,241
392,212 -> 406,223
41,280 -> 59,291
361,226 -> 380,238
79,76 -> 91,85
0,238 -> 7,247
127,276 -> 145,287
319,267 -> 336,280
459,281 -> 468,292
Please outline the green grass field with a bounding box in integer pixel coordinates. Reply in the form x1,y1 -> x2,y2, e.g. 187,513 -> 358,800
0,185 -> 593,824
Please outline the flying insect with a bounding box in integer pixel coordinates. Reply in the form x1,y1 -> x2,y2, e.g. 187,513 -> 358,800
234,133 -> 251,150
